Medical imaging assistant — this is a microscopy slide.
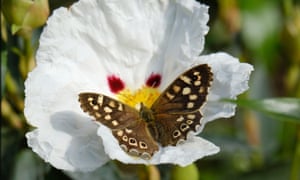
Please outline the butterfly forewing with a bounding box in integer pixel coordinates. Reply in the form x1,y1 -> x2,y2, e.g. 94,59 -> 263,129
151,64 -> 213,146
151,64 -> 213,113
78,93 -> 137,129
78,93 -> 159,159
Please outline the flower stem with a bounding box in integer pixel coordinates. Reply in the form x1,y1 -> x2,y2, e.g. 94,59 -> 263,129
290,127 -> 300,180
145,165 -> 160,180
19,34 -> 35,80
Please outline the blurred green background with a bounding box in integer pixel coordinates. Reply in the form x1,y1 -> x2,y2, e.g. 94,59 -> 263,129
1,0 -> 300,180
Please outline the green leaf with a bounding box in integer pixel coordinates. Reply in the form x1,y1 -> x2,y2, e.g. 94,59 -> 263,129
11,24 -> 22,35
12,149 -> 49,180
226,98 -> 300,123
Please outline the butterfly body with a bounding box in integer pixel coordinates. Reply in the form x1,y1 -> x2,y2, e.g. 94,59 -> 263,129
78,64 -> 213,159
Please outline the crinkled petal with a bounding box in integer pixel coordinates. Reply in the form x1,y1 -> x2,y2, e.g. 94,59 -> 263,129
26,112 -> 109,171
25,67 -> 110,171
37,0 -> 209,91
194,52 -> 254,125
97,125 -> 219,166
149,1 -> 209,90
25,33 -> 111,171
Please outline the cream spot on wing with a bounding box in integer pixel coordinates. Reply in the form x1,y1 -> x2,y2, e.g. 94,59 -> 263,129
122,135 -> 128,142
112,120 -> 119,126
193,71 -> 200,76
173,130 -> 181,138
117,130 -> 124,136
186,120 -> 193,125
180,75 -> 192,85
128,149 -> 139,156
95,112 -> 101,118
139,141 -> 148,149
187,114 -> 196,119
187,102 -> 194,108
108,101 -> 116,108
182,87 -> 191,95
97,95 -> 103,106
194,80 -> 201,86
189,94 -> 198,100
120,144 -> 128,151
129,138 -> 138,146
166,92 -> 175,100
141,152 -> 151,160
104,106 -> 112,113
125,128 -> 133,134
118,103 -> 123,111
173,85 -> 181,93
176,116 -> 184,122
180,123 -> 189,132
104,114 -> 111,120
92,105 -> 99,110
199,87 -> 205,93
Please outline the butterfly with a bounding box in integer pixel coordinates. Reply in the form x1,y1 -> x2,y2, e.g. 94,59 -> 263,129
78,64 -> 213,160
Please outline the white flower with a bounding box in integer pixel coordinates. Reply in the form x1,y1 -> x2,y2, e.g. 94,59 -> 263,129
24,0 -> 253,172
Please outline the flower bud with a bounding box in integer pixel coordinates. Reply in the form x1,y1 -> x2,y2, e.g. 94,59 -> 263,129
2,0 -> 49,36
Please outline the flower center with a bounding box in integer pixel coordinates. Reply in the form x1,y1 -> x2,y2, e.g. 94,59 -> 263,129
116,86 -> 160,109
107,74 -> 162,109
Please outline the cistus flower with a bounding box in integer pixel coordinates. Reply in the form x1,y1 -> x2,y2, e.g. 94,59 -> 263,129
24,0 -> 253,172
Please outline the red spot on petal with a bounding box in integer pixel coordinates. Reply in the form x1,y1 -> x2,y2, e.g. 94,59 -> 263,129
146,73 -> 161,88
107,75 -> 125,94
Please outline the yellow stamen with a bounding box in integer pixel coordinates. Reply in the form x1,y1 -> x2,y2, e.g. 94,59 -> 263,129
116,86 -> 160,109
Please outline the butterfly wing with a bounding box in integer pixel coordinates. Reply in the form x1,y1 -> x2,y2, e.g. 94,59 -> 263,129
78,93 -> 158,159
151,64 -> 213,146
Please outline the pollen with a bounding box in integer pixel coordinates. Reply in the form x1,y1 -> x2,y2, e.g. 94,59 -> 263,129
116,86 -> 160,108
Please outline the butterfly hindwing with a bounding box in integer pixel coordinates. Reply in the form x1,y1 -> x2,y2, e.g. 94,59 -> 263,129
154,111 -> 203,146
151,64 -> 213,146
78,92 -> 158,159
111,120 -> 159,159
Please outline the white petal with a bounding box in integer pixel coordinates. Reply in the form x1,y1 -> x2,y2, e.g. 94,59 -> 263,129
25,60 -> 110,171
194,52 -> 254,124
149,0 -> 209,90
37,0 -> 209,90
157,136 -> 219,166
98,125 -> 219,166
26,112 -> 109,172
24,62 -> 107,128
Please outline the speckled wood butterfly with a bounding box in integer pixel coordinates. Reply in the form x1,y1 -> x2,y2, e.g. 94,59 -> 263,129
78,64 -> 213,160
